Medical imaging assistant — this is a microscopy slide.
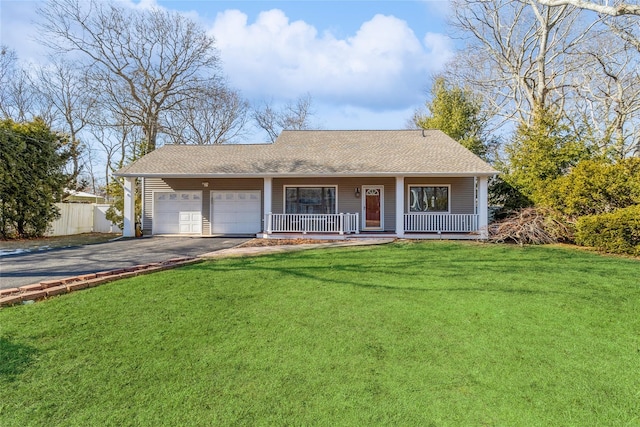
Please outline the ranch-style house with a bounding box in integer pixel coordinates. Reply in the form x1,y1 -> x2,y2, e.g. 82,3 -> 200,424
115,129 -> 498,239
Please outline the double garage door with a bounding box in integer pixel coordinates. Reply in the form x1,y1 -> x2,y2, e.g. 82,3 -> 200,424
153,190 -> 261,235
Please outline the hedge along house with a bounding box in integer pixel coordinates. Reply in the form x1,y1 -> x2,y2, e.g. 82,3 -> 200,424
114,130 -> 498,239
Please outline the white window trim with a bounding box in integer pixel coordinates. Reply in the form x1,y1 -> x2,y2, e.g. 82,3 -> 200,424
210,189 -> 262,201
283,185 -> 339,214
408,184 -> 451,214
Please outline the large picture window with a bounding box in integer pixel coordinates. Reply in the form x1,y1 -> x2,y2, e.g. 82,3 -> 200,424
409,186 -> 449,212
285,187 -> 337,214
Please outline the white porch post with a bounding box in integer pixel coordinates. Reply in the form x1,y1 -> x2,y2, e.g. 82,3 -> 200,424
478,176 -> 489,239
395,176 -> 405,238
123,176 -> 136,237
263,177 -> 272,233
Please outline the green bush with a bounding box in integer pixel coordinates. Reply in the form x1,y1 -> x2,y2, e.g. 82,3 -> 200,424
542,158 -> 640,217
575,204 -> 640,255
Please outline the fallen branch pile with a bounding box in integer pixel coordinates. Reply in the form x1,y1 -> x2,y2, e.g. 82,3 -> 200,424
489,207 -> 574,245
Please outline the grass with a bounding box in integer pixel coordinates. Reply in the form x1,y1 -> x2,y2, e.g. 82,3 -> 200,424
1,241 -> 639,426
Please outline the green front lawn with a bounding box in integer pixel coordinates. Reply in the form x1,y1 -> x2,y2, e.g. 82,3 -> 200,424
1,241 -> 639,426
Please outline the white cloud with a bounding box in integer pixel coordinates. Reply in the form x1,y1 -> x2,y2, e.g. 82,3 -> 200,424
1,3 -> 450,134
210,9 -> 453,110
423,32 -> 454,67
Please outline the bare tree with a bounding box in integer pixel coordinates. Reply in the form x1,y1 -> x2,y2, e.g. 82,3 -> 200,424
78,145 -> 100,195
533,0 -> 640,155
164,79 -> 250,145
0,46 -> 17,116
35,59 -> 96,187
0,47 -> 44,122
89,107 -> 144,188
252,93 -> 316,143
572,30 -> 640,158
37,0 -> 222,155
447,0 -> 597,126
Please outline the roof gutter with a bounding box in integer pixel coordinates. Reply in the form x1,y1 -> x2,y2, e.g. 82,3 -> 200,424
114,171 -> 499,179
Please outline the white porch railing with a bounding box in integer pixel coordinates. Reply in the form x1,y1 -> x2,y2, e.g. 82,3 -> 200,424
267,213 -> 360,234
404,213 -> 479,233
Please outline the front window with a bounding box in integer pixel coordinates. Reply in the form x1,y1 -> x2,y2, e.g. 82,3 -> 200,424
409,186 -> 449,212
285,187 -> 336,214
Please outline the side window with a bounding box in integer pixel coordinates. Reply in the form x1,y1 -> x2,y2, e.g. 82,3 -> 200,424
285,187 -> 337,214
409,186 -> 449,212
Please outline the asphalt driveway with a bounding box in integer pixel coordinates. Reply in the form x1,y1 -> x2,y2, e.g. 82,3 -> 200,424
0,236 -> 250,290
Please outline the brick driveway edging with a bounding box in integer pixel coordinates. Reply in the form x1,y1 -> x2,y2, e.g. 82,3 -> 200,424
0,257 -> 200,308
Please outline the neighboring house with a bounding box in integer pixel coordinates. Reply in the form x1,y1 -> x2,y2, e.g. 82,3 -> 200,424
63,190 -> 106,204
115,130 -> 498,239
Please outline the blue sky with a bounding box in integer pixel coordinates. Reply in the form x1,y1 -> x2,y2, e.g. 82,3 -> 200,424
1,0 -> 454,140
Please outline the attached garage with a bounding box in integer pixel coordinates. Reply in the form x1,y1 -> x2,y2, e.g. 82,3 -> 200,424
211,190 -> 261,234
153,191 -> 202,235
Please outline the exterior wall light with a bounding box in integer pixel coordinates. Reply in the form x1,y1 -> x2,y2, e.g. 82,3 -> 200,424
355,187 -> 361,198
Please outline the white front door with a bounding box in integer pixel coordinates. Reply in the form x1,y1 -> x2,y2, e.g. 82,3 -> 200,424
362,186 -> 384,230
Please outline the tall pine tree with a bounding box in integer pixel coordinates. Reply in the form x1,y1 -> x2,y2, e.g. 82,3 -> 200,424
413,77 -> 488,159
505,108 -> 589,205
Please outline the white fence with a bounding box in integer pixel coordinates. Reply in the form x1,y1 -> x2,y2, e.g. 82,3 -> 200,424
47,203 -> 121,236
404,213 -> 479,233
267,213 -> 360,234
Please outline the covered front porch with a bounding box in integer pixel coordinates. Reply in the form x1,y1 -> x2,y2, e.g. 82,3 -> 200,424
258,175 -> 490,239
261,212 -> 480,236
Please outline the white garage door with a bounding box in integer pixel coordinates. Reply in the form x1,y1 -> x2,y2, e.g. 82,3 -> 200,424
153,191 -> 202,235
211,191 -> 261,234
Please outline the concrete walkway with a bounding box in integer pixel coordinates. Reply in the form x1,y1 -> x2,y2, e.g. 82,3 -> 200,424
201,238 -> 395,258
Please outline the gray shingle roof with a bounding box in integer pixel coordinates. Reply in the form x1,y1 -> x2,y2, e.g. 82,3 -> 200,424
115,130 -> 498,177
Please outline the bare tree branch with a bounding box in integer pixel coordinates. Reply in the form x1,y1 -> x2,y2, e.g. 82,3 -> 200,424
252,93 -> 317,143
536,0 -> 640,16
164,79 -> 250,145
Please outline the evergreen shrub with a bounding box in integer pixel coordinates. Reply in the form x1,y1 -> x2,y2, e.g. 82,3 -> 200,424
575,205 -> 640,255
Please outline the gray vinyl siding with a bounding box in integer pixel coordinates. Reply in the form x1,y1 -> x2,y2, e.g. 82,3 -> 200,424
405,177 -> 475,214
142,176 -> 476,235
272,177 -> 396,232
143,177 -> 262,235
